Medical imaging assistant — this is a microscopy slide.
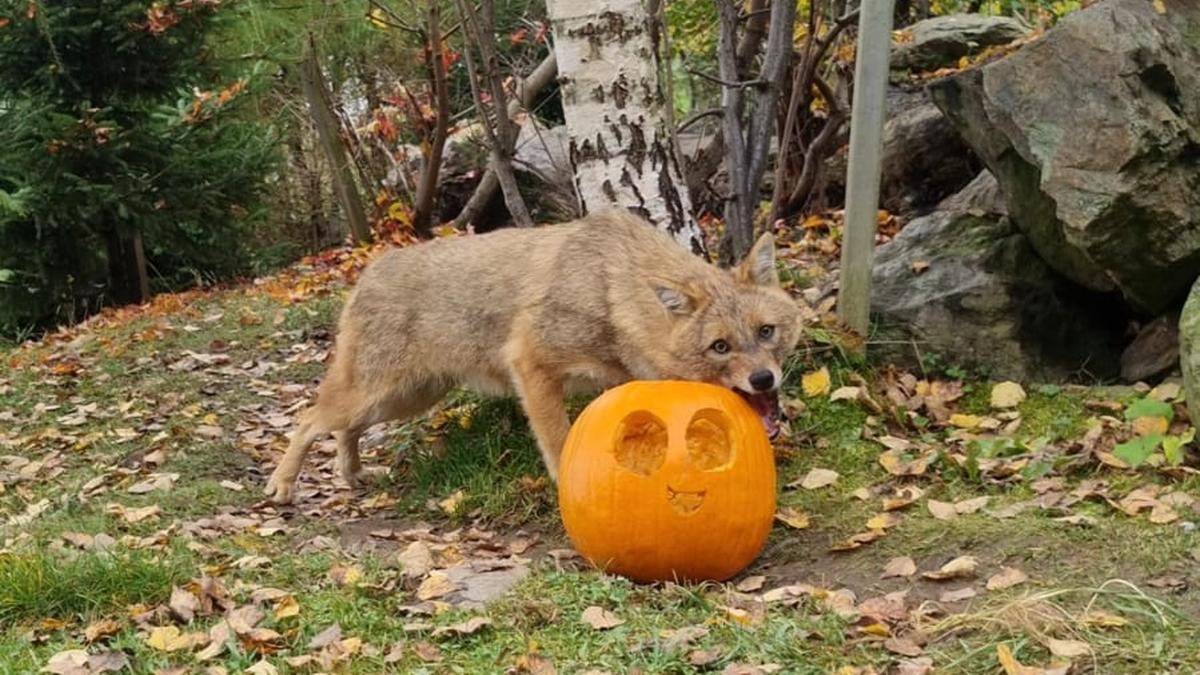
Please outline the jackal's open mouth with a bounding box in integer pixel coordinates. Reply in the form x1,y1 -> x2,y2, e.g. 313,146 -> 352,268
734,388 -> 781,440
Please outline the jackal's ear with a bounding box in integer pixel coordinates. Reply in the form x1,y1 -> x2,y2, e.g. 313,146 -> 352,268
735,232 -> 778,286
654,281 -> 703,315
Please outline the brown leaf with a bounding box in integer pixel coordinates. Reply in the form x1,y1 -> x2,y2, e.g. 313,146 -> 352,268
397,541 -> 434,578
169,586 -> 199,623
308,623 -> 343,650
43,649 -> 89,675
688,648 -> 723,666
196,621 -> 232,661
882,486 -> 924,511
884,637 -> 924,657
413,640 -> 443,662
774,507 -> 810,529
879,449 -> 931,476
735,575 -> 766,593
432,616 -> 492,638
797,468 -> 839,490
881,556 -> 917,579
83,618 -> 122,643
830,529 -> 885,551
922,556 -> 978,581
580,606 -> 624,630
927,500 -> 958,521
939,587 -> 978,603
865,512 -> 902,530
986,567 -> 1029,591
416,571 -> 458,601
894,657 -> 935,675
955,496 -> 990,514
1046,638 -> 1090,659
226,605 -> 264,635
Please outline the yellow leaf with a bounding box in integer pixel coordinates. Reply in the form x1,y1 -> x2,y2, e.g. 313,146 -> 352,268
990,381 -> 1027,409
949,414 -> 981,429
802,367 -> 831,397
775,507 -> 810,529
1079,610 -> 1128,629
416,571 -> 457,601
438,489 -> 466,515
1152,0 -> 1166,13
1132,415 -> 1168,437
273,595 -> 299,620
866,512 -> 902,530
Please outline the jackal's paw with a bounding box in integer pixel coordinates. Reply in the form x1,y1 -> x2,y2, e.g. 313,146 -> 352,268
337,464 -> 385,490
263,470 -> 297,504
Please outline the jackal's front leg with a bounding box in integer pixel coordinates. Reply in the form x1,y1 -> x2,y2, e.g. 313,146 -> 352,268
508,356 -> 570,481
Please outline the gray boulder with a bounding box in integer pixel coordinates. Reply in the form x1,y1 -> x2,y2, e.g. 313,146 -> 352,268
871,171 -> 1126,381
1180,279 -> 1200,424
891,14 -> 1029,72
881,87 -> 980,214
929,0 -> 1200,313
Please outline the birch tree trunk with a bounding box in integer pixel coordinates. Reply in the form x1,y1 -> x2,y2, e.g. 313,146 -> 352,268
547,0 -> 704,254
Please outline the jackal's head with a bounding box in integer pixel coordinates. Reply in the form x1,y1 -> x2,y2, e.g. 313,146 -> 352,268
653,233 -> 801,439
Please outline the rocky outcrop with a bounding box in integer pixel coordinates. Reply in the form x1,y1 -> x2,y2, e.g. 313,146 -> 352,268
929,0 -> 1200,313
871,171 -> 1126,381
880,87 -> 980,214
891,14 -> 1029,72
1181,279 -> 1200,424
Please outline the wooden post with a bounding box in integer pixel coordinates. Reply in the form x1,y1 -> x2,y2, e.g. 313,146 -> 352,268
838,0 -> 894,340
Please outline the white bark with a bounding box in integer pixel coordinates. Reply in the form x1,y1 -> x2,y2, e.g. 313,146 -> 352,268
547,0 -> 704,254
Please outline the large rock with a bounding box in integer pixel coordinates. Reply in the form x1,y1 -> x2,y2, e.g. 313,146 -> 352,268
891,14 -> 1029,72
929,0 -> 1200,313
1181,279 -> 1200,424
871,171 -> 1126,381
881,87 -> 980,214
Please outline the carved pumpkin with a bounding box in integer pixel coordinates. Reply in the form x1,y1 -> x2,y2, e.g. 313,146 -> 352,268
558,380 -> 776,582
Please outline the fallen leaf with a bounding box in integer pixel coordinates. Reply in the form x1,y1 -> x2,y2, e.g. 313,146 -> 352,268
775,507 -> 810,529
169,586 -> 199,623
948,413 -> 981,429
735,575 -> 766,592
830,386 -> 861,402
798,468 -> 839,490
990,382 -> 1027,409
879,449 -> 931,476
196,621 -> 232,661
417,571 -> 458,601
882,485 -> 924,511
927,500 -> 957,521
955,496 -> 990,514
397,541 -> 435,578
581,606 -> 624,630
986,567 -> 1029,591
882,556 -> 917,579
272,595 -> 299,620
42,650 -> 88,674
884,636 -> 924,657
244,660 -> 278,675
84,618 -> 122,643
308,623 -> 343,650
688,648 -> 723,666
413,641 -> 443,662
922,556 -> 978,581
894,657 -> 935,675
1148,382 -> 1181,401
1046,639 -> 1090,659
1079,610 -> 1128,629
433,616 -> 492,638
1132,415 -> 1169,437
438,489 -> 466,515
328,564 -> 363,587
940,587 -> 978,602
866,512 -> 902,530
146,625 -> 206,652
802,367 -> 831,397
830,529 -> 886,551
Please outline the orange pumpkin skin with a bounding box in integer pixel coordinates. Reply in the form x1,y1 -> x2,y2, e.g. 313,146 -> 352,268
558,380 -> 777,583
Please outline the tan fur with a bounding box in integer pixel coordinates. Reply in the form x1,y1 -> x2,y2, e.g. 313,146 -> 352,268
264,210 -> 801,503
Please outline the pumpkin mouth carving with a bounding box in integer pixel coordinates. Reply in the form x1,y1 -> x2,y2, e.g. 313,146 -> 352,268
666,486 -> 706,513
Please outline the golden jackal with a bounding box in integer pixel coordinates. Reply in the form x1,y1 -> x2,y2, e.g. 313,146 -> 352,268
265,210 -> 801,503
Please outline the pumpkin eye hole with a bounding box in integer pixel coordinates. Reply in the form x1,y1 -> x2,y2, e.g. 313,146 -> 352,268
613,411 -> 668,476
686,408 -> 734,471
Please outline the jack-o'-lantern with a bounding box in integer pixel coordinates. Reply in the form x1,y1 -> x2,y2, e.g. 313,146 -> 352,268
558,380 -> 776,582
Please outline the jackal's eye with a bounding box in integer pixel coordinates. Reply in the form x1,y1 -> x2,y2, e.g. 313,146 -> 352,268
710,339 -> 730,355
758,324 -> 776,340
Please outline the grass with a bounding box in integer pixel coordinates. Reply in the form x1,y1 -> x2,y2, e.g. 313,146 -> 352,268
2,278 -> 1200,673
0,548 -> 194,624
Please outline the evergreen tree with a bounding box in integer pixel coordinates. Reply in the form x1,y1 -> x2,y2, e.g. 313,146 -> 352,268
0,0 -> 277,334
